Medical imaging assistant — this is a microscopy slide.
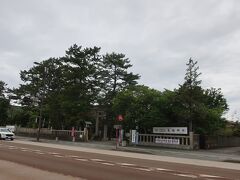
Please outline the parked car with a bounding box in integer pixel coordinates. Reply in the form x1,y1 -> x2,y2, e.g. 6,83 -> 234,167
0,127 -> 15,140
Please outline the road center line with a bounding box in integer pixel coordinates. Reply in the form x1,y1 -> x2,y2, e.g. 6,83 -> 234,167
91,159 -> 105,162
8,146 -> 16,148
21,149 -> 29,152
35,152 -> 45,154
100,162 -> 115,166
173,173 -> 198,178
75,158 -> 88,161
8,147 -> 18,149
67,155 -> 80,158
117,163 -> 136,166
48,152 -> 60,155
32,149 -> 41,152
53,155 -> 64,158
156,168 -> 173,171
132,167 -> 152,172
199,174 -> 224,178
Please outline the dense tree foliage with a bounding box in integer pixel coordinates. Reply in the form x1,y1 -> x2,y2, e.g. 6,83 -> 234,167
112,85 -> 170,133
100,53 -> 140,105
172,59 -> 228,134
112,59 -> 228,135
5,45 -> 229,136
11,45 -> 139,130
0,81 -> 10,125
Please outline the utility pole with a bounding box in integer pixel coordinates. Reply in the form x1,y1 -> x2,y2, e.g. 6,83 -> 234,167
36,66 -> 48,142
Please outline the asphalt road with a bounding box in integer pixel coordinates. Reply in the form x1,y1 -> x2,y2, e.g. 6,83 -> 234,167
0,141 -> 239,180
0,159 -> 80,180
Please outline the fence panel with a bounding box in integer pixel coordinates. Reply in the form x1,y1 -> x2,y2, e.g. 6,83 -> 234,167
15,127 -> 86,141
135,133 -> 195,150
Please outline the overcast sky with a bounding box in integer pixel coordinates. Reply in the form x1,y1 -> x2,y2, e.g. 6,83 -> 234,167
1,0 -> 240,120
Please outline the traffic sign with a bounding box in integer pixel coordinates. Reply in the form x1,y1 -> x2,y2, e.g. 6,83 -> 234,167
117,114 -> 123,121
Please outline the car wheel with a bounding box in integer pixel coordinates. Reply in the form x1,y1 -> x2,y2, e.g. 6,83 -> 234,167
0,134 -> 2,140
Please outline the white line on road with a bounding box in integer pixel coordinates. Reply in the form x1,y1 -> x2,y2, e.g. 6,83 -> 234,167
21,149 -> 30,152
53,155 -> 64,158
8,147 -> 18,149
173,174 -> 198,178
67,155 -> 80,158
199,174 -> 224,178
48,152 -> 60,155
91,159 -> 105,162
117,163 -> 136,166
8,146 -> 16,148
100,162 -> 115,166
75,158 -> 88,162
20,148 -> 28,150
35,152 -> 45,155
132,167 -> 152,172
32,149 -> 41,152
156,168 -> 173,171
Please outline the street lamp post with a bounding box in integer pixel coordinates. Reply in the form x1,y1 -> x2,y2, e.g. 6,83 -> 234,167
36,66 -> 48,142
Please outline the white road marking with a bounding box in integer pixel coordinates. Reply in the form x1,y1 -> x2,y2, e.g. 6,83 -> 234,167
33,149 -> 41,152
100,162 -> 115,166
49,152 -> 60,155
156,168 -> 173,171
91,159 -> 105,162
117,163 -> 136,166
174,174 -> 198,178
132,167 -> 152,172
35,152 -> 45,155
53,155 -> 64,158
67,155 -> 80,158
199,174 -> 224,178
21,149 -> 29,152
8,146 -> 16,148
8,147 -> 18,149
75,158 -> 88,162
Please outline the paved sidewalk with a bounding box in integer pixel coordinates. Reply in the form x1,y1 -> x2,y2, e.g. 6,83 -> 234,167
15,136 -> 240,163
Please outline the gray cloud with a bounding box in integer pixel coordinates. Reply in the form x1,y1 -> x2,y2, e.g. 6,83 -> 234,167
0,0 -> 240,119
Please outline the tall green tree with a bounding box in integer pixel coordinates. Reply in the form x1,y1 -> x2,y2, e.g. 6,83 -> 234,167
101,53 -> 140,105
99,53 -> 140,136
177,58 -> 203,132
172,58 -> 228,134
60,45 -> 102,128
0,81 -> 10,125
12,59 -> 55,128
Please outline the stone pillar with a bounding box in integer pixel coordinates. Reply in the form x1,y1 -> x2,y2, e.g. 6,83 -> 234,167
189,132 -> 194,150
103,125 -> 108,141
84,128 -> 88,142
95,116 -> 99,136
